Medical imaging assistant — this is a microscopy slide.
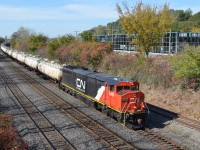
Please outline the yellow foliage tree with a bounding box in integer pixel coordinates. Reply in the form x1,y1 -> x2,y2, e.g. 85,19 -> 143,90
191,27 -> 200,32
116,1 -> 175,57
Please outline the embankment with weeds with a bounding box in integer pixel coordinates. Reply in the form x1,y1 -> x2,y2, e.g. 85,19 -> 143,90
99,53 -> 173,88
99,46 -> 200,120
0,113 -> 28,149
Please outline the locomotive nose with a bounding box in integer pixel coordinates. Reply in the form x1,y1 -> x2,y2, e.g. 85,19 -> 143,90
121,92 -> 145,113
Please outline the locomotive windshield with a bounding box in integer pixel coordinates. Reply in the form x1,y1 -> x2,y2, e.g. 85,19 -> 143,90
117,85 -> 139,93
131,85 -> 139,90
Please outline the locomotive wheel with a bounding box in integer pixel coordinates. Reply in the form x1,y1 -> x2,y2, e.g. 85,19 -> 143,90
61,85 -> 65,91
94,102 -> 99,110
58,82 -> 62,89
102,108 -> 108,115
116,113 -> 123,123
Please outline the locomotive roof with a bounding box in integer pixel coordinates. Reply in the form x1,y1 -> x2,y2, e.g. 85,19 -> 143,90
63,65 -> 131,85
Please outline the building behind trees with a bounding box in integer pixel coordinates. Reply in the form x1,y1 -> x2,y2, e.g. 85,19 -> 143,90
96,32 -> 200,54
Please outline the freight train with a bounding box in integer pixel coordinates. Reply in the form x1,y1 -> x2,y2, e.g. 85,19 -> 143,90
1,43 -> 147,129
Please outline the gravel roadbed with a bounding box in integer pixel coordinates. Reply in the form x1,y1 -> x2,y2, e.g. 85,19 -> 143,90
0,60 -> 108,150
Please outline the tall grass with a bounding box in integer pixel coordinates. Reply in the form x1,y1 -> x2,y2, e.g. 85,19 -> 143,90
100,53 -> 173,88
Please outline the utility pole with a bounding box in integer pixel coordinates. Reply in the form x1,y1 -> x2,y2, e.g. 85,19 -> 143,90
74,31 -> 79,37
169,29 -> 171,54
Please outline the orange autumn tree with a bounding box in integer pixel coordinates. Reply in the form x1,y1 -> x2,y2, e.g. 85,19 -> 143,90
55,42 -> 112,70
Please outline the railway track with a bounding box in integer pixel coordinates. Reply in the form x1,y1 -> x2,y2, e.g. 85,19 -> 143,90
175,116 -> 200,132
148,103 -> 200,132
8,62 -> 137,150
11,61 -> 187,150
137,129 -> 183,150
0,67 -> 75,150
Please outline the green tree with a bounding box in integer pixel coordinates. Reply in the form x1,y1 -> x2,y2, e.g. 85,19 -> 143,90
47,39 -> 60,59
10,27 -> 31,51
107,20 -> 123,34
47,34 -> 75,59
58,34 -> 75,45
116,2 -> 175,57
189,12 -> 200,32
170,9 -> 192,22
28,34 -> 48,53
170,45 -> 200,89
178,21 -> 194,32
189,12 -> 200,22
170,9 -> 200,32
96,25 -> 106,35
80,30 -> 93,42
0,37 -> 5,44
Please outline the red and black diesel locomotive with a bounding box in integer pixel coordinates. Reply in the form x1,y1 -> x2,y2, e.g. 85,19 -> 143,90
60,65 -> 147,129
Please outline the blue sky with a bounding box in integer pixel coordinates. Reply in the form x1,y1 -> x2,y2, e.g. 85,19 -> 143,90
0,0 -> 200,38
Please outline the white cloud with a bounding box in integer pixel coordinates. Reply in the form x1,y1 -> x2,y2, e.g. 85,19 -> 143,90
0,6 -> 69,20
0,4 -> 118,21
63,4 -> 118,19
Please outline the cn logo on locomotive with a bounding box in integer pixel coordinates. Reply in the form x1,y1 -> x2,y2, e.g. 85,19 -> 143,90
76,78 -> 86,92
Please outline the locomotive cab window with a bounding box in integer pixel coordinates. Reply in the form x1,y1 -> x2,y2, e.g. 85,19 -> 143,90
124,86 -> 130,90
117,86 -> 131,92
110,85 -> 114,91
117,86 -> 123,92
131,85 -> 139,91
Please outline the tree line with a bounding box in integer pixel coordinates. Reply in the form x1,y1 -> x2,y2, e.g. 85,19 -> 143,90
82,8 -> 200,36
1,1 -> 199,90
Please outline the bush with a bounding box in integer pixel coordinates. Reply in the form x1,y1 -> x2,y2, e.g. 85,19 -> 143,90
0,113 -> 28,149
56,42 -> 112,70
100,53 -> 173,88
47,35 -> 75,60
170,45 -> 200,90
28,34 -> 48,54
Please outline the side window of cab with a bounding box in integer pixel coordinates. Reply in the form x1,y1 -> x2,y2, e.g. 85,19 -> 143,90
117,86 -> 123,92
110,85 -> 114,92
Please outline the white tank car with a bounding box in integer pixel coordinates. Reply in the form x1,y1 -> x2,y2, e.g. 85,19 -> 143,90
1,44 -> 7,53
16,52 -> 27,63
38,61 -> 62,82
8,49 -> 13,56
11,50 -> 18,59
24,56 -> 41,70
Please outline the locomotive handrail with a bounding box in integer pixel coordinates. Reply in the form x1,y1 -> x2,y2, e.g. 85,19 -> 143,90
123,102 -> 136,113
145,102 -> 150,114
122,101 -> 136,125
121,101 -> 128,113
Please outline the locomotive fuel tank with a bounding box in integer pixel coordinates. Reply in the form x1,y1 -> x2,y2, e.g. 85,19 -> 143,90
38,61 -> 62,82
